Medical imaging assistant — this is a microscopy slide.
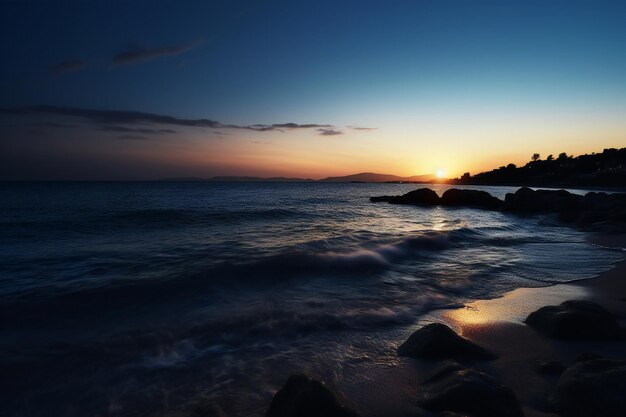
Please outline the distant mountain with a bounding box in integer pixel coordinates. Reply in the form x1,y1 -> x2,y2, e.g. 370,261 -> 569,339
319,172 -> 434,183
159,172 -> 433,183
208,176 -> 314,182
158,177 -> 207,182
159,176 -> 314,182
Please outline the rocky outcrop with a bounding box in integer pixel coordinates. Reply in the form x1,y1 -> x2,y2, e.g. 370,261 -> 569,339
397,323 -> 495,360
524,300 -> 623,340
580,191 -> 626,224
370,188 -> 504,209
415,362 -> 523,417
504,187 -> 626,224
549,358 -> 626,417
440,189 -> 504,209
503,187 -> 584,215
265,374 -> 358,417
371,186 -> 626,227
370,188 -> 440,205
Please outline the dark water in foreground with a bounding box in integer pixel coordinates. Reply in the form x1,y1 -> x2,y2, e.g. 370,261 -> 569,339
0,182 -> 623,416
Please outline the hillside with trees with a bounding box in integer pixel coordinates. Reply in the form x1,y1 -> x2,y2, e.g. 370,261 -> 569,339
451,148 -> 626,187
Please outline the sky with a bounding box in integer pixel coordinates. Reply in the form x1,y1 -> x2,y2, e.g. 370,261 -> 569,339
1,0 -> 625,180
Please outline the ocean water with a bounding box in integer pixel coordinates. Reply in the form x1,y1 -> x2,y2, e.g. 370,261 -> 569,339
0,182 -> 623,417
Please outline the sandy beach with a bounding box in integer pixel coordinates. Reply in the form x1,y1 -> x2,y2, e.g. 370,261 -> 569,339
346,233 -> 626,417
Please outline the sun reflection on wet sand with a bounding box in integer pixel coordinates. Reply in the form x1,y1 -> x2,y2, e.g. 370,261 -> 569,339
441,283 -> 590,328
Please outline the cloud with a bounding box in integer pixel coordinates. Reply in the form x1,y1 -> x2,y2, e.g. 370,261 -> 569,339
348,126 -> 377,131
32,122 -> 77,128
1,105 -> 340,135
113,39 -> 204,66
116,135 -> 150,140
3,105 -> 223,128
317,128 -> 343,136
97,125 -> 176,135
248,122 -> 333,132
50,60 -> 88,74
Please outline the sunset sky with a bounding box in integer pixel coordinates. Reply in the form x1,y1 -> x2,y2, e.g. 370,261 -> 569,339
1,0 -> 625,180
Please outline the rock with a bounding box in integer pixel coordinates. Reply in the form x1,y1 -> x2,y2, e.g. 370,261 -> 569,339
536,360 -> 566,375
549,358 -> 626,417
524,300 -> 623,340
415,362 -> 523,417
370,187 -> 626,228
265,374 -> 358,417
440,189 -> 504,209
503,187 -> 584,218
397,323 -> 495,360
370,188 -> 440,205
580,192 -> 626,225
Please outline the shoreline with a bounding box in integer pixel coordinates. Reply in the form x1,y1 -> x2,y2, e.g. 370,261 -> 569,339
434,233 -> 626,417
334,232 -> 626,417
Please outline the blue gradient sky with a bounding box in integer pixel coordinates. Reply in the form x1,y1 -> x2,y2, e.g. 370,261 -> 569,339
1,0 -> 625,179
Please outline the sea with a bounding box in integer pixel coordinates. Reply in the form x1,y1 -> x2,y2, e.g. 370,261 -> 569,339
0,182 -> 623,417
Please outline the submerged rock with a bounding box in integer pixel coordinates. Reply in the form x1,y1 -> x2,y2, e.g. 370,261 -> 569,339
370,188 -> 440,205
397,323 -> 495,360
265,374 -> 358,417
440,189 -> 504,209
549,358 -> 626,417
415,362 -> 523,417
524,300 -> 623,340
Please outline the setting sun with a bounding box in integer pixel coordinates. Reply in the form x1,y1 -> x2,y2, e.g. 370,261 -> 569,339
436,169 -> 446,178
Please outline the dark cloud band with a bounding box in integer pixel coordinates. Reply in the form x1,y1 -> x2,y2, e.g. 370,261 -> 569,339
50,60 -> 88,74
2,105 -> 351,134
113,40 -> 204,66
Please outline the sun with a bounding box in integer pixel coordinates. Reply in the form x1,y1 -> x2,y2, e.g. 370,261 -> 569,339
435,169 -> 445,179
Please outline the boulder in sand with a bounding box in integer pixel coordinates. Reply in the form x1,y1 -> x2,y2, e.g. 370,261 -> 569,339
265,374 -> 358,417
415,362 -> 523,417
524,300 -> 623,340
549,358 -> 626,417
397,323 -> 495,360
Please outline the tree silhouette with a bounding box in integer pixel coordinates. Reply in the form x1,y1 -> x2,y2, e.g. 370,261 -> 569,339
452,147 -> 625,186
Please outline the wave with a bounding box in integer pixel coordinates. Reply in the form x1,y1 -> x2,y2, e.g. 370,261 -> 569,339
204,229 -> 465,278
0,227 -> 531,305
0,230 -> 463,324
